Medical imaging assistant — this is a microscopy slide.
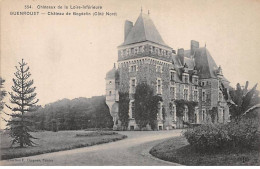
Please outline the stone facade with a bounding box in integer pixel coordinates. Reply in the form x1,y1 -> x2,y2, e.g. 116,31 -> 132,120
105,13 -> 230,130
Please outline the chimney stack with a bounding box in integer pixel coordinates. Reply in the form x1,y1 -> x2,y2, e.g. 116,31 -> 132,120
124,20 -> 133,41
191,40 -> 199,55
177,48 -> 184,65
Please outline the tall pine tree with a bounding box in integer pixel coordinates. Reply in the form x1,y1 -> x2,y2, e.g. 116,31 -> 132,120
5,59 -> 39,147
0,77 -> 6,111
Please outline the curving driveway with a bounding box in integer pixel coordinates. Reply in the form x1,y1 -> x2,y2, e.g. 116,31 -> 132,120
1,130 -> 183,166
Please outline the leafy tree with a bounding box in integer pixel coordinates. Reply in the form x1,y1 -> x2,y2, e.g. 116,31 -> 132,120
221,81 -> 260,120
118,92 -> 129,130
134,83 -> 162,130
5,59 -> 39,147
27,96 -> 112,131
0,77 -> 6,111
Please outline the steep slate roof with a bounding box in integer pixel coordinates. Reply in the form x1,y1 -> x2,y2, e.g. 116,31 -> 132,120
106,66 -> 119,80
172,47 -> 229,83
120,13 -> 170,48
193,47 -> 218,79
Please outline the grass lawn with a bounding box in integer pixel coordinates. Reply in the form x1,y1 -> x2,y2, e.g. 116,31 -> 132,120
150,136 -> 260,166
0,130 -> 127,160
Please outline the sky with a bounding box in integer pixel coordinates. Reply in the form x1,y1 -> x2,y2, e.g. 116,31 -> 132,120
1,0 -> 260,128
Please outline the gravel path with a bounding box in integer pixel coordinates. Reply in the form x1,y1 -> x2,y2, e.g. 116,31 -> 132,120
1,130 -> 183,166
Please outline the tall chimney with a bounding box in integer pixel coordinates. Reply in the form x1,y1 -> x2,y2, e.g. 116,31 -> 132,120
177,48 -> 184,65
124,20 -> 133,41
191,40 -> 199,55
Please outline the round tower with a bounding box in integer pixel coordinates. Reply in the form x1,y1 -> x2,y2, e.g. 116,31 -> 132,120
105,64 -> 119,129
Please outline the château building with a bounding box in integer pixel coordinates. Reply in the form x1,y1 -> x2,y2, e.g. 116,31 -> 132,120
105,12 -> 230,130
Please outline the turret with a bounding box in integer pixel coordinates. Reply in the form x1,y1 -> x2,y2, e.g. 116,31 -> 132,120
105,64 -> 119,129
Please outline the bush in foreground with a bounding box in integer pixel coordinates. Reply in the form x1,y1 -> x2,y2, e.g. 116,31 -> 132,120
183,118 -> 259,153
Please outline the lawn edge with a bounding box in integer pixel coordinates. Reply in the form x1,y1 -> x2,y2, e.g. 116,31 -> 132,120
148,137 -> 184,166
1,134 -> 127,160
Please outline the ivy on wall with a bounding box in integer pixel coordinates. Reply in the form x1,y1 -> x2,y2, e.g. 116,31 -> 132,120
118,92 -> 130,130
174,99 -> 198,123
134,82 -> 162,130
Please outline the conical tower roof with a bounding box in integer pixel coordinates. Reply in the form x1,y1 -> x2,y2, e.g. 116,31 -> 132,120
120,13 -> 170,48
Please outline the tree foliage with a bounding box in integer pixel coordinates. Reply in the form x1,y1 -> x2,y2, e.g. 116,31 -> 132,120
221,81 -> 260,121
28,96 -> 113,131
0,77 -> 6,111
134,83 -> 162,130
174,99 -> 198,123
5,59 -> 39,147
118,92 -> 129,130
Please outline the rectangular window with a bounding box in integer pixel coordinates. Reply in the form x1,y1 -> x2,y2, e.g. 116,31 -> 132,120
185,76 -> 189,83
170,86 -> 175,99
194,90 -> 198,101
130,79 -> 136,93
202,109 -> 206,121
130,65 -> 137,72
184,89 -> 188,100
131,48 -> 134,54
170,71 -> 175,81
157,102 -> 161,119
173,106 -> 176,121
202,91 -> 206,101
218,108 -> 223,123
183,106 -> 188,122
157,79 -> 162,94
131,102 -> 135,119
156,65 -> 162,73
109,91 -> 112,96
169,103 -> 176,121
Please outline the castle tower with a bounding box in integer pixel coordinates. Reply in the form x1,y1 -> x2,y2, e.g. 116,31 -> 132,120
117,12 -> 174,130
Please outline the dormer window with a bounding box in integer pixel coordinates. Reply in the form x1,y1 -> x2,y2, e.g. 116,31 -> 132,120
182,74 -> 189,83
192,76 -> 198,85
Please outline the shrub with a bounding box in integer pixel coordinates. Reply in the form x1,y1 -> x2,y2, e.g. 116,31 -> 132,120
183,117 -> 259,153
183,124 -> 230,153
225,118 -> 259,150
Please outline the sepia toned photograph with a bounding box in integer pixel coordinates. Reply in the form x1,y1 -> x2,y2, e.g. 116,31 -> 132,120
0,0 -> 260,166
